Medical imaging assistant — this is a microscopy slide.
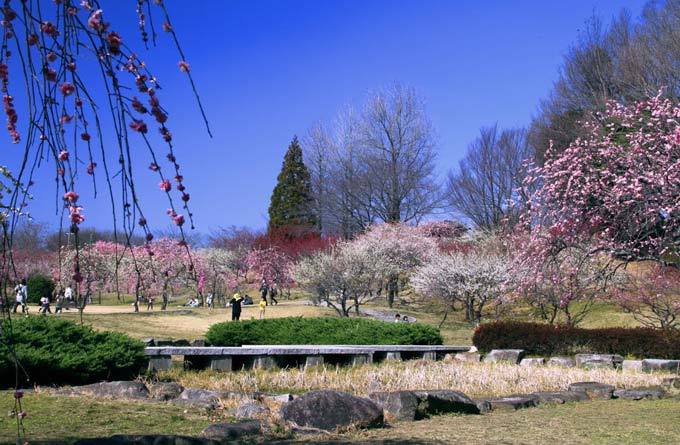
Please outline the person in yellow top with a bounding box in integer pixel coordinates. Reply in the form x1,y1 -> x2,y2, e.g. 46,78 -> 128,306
259,296 -> 267,320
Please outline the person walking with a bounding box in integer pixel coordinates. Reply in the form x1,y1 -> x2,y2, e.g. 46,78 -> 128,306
229,292 -> 242,321
146,295 -> 155,311
269,282 -> 279,306
259,279 -> 268,300
206,293 -> 214,310
13,279 -> 28,314
259,296 -> 267,320
54,288 -> 64,314
40,295 -> 52,314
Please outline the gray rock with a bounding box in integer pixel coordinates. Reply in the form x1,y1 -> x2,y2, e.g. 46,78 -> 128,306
154,338 -> 175,346
575,354 -> 624,370
453,352 -> 481,363
531,391 -> 589,404
234,401 -> 270,419
613,386 -> 666,400
141,337 -> 155,346
622,360 -> 643,372
662,377 -> 680,394
175,388 -> 220,410
474,399 -> 492,413
547,356 -> 576,367
202,421 -> 262,440
280,390 -> 383,431
568,382 -> 615,400
412,390 -> 480,415
148,382 -> 184,401
483,349 -> 525,364
482,396 -> 537,411
520,357 -> 545,367
68,381 -> 149,400
641,359 -> 680,373
190,339 -> 206,347
369,391 -> 422,421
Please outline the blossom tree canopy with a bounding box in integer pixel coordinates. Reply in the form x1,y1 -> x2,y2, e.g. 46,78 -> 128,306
412,248 -> 510,324
522,93 -> 680,265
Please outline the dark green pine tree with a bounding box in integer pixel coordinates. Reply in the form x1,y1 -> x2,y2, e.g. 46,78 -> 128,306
268,136 -> 317,235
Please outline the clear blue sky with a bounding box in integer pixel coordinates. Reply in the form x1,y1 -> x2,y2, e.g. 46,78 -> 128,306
4,0 -> 648,235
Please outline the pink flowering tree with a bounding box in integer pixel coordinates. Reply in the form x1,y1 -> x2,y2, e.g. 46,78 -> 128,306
246,247 -> 294,295
196,248 -> 243,305
351,223 -> 438,307
613,265 -> 680,330
521,93 -> 680,266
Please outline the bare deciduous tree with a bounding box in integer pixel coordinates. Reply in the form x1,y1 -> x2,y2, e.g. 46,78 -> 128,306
446,125 -> 532,230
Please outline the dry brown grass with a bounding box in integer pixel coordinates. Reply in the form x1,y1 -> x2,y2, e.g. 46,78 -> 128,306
161,359 -> 672,398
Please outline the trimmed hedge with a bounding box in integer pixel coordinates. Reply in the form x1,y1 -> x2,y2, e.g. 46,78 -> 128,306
0,316 -> 146,387
473,321 -> 680,359
206,316 -> 443,346
27,273 -> 55,304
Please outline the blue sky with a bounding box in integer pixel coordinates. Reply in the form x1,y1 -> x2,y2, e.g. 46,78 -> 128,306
3,0 -> 648,235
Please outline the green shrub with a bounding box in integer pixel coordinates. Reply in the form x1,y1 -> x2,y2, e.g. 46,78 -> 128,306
0,317 -> 146,387
26,273 -> 55,304
473,321 -> 680,359
206,316 -> 443,346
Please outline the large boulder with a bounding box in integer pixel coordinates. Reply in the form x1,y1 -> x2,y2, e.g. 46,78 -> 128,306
148,382 -> 184,401
483,349 -> 525,364
67,381 -> 149,400
175,388 -> 221,410
281,390 -> 383,431
412,390 -> 480,415
202,421 -> 262,440
568,382 -> 615,400
575,354 -> 623,369
613,387 -> 666,400
547,356 -> 576,367
369,391 -> 422,421
641,359 -> 680,373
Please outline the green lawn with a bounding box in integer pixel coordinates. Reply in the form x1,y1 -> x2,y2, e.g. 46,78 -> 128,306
0,391 -> 215,444
2,392 -> 678,444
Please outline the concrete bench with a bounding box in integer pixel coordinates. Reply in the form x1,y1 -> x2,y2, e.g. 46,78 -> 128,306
144,344 -> 471,372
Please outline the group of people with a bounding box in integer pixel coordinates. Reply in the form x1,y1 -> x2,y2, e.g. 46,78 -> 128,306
8,279 -> 75,316
227,279 -> 280,321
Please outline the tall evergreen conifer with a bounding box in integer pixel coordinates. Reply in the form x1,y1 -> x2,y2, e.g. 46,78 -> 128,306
268,137 -> 317,235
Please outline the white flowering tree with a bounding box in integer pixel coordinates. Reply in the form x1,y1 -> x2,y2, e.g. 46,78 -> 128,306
293,242 -> 384,316
412,248 -> 510,325
352,223 -> 438,307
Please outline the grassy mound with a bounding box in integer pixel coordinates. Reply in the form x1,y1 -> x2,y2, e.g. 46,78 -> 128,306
0,316 -> 146,387
206,316 -> 443,346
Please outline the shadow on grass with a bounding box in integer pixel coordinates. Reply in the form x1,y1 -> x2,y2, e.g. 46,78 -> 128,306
21,436 -> 443,445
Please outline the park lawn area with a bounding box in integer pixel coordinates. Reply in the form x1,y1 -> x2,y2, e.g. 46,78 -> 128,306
0,391 -> 216,443
344,398 -> 680,445
2,392 -> 678,444
55,300 -> 336,340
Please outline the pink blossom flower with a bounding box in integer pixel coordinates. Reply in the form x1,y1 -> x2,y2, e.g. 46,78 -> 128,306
27,34 -> 38,46
172,214 -> 185,226
178,61 -> 190,73
81,132 -> 91,141
63,191 -> 79,203
131,97 -> 147,114
58,150 -> 69,161
129,120 -> 147,134
40,21 -> 59,37
69,206 -> 85,225
162,22 -> 172,32
159,179 -> 171,192
87,10 -> 106,32
86,162 -> 97,175
149,162 -> 160,171
107,32 -> 122,54
60,82 -> 76,96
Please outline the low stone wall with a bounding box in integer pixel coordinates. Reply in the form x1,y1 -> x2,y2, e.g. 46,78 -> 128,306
144,344 -> 471,372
